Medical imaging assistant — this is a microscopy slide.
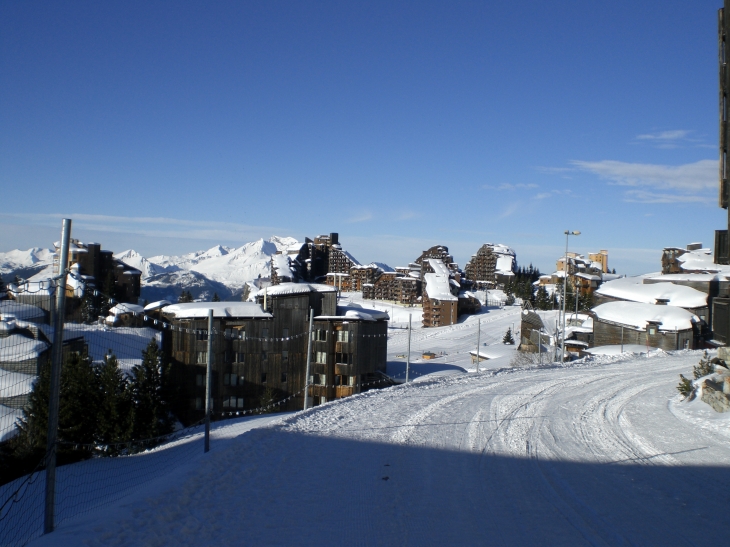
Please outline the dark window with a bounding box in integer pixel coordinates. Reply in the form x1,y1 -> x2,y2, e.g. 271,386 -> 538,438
261,373 -> 267,383
281,373 -> 288,383
283,328 -> 289,338
282,350 -> 289,363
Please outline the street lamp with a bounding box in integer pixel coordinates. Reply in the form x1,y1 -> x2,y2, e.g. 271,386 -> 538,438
561,230 -> 580,364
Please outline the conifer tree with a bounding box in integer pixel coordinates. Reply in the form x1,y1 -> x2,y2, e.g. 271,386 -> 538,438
100,271 -> 116,317
80,290 -> 99,324
130,339 -> 173,441
505,294 -> 515,306
0,276 -> 6,299
57,352 -> 99,451
96,350 -> 132,450
503,327 -> 515,345
535,286 -> 551,310
212,292 -> 220,302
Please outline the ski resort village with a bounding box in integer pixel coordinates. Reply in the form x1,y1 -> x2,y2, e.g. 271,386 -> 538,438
2,1 -> 730,546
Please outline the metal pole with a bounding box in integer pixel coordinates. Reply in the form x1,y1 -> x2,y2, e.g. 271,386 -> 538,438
539,327 -> 542,364
406,314 -> 412,383
44,218 -> 71,535
561,232 -> 568,364
204,309 -> 213,453
621,326 -> 624,353
303,308 -> 314,410
476,318 -> 481,373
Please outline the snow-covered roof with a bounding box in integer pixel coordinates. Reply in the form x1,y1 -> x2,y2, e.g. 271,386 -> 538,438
144,300 -> 172,312
253,282 -> 336,298
0,301 -> 46,322
337,305 -> 389,321
646,273 -> 728,283
109,303 -> 145,316
592,302 -> 699,331
596,277 -> 707,309
427,258 -> 451,276
496,255 -> 515,274
424,273 -> 457,301
271,254 -> 294,279
162,302 -> 272,319
0,334 -> 48,362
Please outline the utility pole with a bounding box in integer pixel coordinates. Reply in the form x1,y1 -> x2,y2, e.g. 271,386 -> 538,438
204,308 -> 213,453
303,308 -> 314,410
45,218 -> 71,535
476,318 -> 481,373
406,314 -> 412,383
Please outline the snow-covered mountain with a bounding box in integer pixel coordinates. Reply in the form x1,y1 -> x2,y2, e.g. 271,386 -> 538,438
1,237 -> 300,302
0,247 -> 54,281
115,236 -> 300,302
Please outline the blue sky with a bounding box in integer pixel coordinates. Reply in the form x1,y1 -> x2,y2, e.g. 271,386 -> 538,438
0,0 -> 724,274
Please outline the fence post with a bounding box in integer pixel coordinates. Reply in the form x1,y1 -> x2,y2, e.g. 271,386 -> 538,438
476,318 -> 481,373
406,314 -> 411,383
303,308 -> 314,410
204,308 -> 213,453
44,218 -> 71,535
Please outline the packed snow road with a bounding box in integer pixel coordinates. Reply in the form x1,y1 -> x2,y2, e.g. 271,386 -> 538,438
35,351 -> 730,546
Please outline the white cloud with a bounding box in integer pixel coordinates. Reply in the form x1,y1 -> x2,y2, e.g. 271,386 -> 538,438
483,183 -> 538,190
499,202 -> 521,219
623,190 -> 714,204
347,211 -> 373,223
570,159 -> 717,192
635,130 -> 692,141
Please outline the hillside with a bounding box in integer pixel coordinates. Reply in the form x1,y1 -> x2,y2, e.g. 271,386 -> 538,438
0,299 -> 725,546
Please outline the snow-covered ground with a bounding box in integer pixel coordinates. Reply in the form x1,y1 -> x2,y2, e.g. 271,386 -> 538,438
16,349 -> 729,546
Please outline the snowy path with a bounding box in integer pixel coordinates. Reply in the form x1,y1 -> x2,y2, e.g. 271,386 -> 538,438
32,351 -> 730,546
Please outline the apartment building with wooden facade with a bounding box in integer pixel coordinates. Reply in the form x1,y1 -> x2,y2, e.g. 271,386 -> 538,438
163,282 -> 388,423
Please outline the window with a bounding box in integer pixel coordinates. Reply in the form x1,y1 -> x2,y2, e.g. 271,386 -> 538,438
282,328 -> 289,338
261,351 -> 267,362
196,330 -> 208,341
349,375 -> 356,386
224,373 -> 238,386
315,351 -> 327,364
237,397 -> 245,409
335,352 -> 351,365
196,374 -> 204,387
320,396 -> 327,404
261,373 -> 267,383
337,330 -> 349,342
281,373 -> 288,383
236,352 -> 245,363
262,328 -> 269,339
282,350 -> 289,363
195,397 -> 202,410
197,351 -> 207,364
314,329 -> 327,341
335,374 -> 346,386
648,327 -> 656,335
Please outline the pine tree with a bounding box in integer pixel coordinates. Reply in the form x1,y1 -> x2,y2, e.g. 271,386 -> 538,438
212,292 -> 220,302
0,276 -> 6,299
57,352 -> 99,452
14,358 -> 52,455
130,339 -> 173,442
535,286 -> 551,310
96,351 -> 132,451
178,290 -> 193,303
505,294 -> 515,306
100,271 -> 115,317
503,327 -> 515,345
80,290 -> 99,324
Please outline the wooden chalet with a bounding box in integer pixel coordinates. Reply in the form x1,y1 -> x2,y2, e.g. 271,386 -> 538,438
591,302 -> 698,351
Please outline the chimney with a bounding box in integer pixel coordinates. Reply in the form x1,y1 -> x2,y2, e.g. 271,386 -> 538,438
655,298 -> 670,306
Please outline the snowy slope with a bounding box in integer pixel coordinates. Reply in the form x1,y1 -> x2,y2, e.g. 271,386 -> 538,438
24,350 -> 730,547
0,248 -> 54,281
109,236 -> 301,302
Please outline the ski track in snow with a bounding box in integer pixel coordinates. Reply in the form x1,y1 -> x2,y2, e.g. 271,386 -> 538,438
26,351 -> 730,546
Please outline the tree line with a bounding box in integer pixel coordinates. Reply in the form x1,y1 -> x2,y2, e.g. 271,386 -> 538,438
0,339 -> 175,486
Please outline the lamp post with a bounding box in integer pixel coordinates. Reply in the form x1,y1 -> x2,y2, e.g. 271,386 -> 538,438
561,230 -> 580,364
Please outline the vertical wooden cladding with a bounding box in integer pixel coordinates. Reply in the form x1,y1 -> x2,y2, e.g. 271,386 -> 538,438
592,319 -> 695,351
465,245 -> 498,288
310,319 -> 388,403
